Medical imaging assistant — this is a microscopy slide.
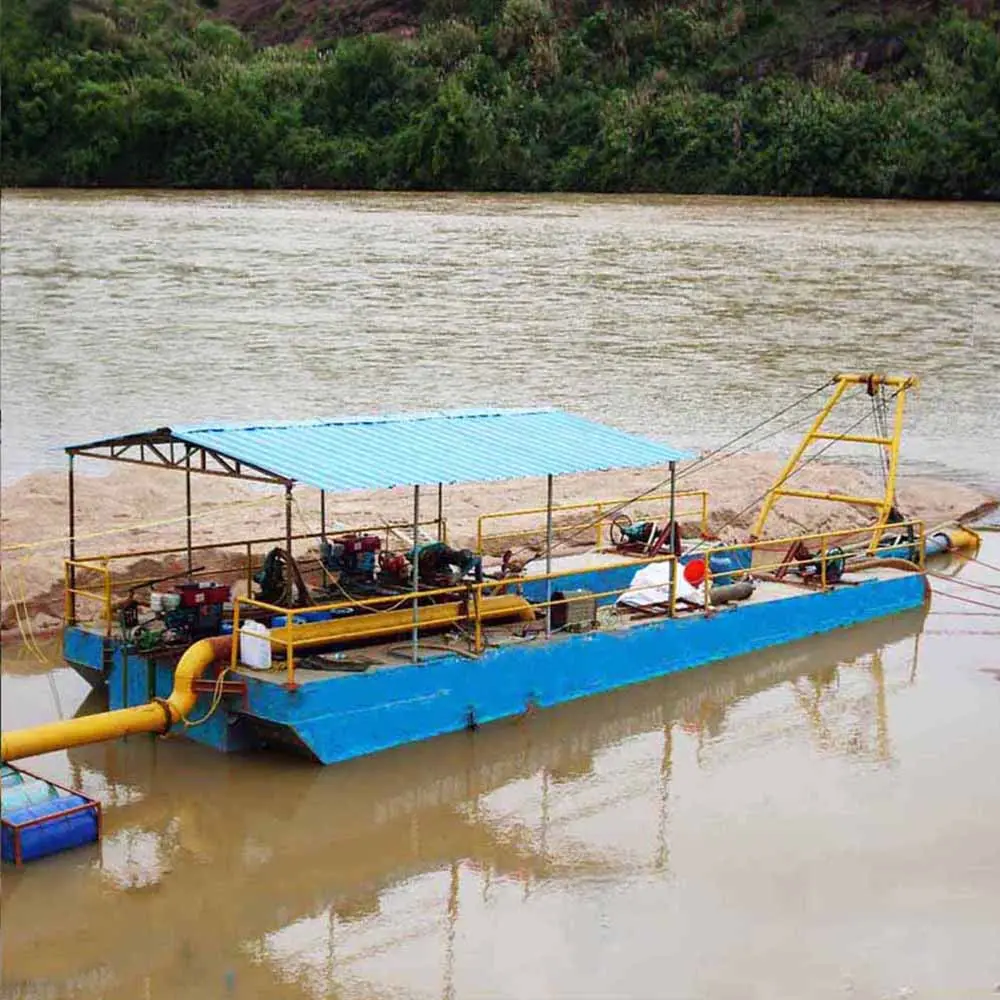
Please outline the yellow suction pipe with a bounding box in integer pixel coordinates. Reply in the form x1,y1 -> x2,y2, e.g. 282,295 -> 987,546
944,525 -> 981,552
1,636 -> 231,763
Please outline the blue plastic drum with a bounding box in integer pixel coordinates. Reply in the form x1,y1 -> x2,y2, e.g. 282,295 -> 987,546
1,795 -> 100,864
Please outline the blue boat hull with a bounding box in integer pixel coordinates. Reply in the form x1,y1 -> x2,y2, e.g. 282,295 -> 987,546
65,570 -> 927,765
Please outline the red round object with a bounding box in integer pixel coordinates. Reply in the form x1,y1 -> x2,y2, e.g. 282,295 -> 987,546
683,558 -> 706,586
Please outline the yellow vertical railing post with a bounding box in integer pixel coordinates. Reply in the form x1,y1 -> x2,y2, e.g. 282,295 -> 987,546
230,598 -> 241,673
871,385 -> 910,551
701,492 -> 708,535
476,517 -> 484,556
286,631 -> 296,690
473,583 -> 483,654
102,559 -> 112,637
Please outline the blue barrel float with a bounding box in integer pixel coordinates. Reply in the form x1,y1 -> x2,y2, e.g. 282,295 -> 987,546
1,764 -> 101,865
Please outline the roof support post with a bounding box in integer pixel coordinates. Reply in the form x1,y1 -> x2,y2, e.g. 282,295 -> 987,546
545,474 -> 554,638
668,460 -> 676,617
320,489 -> 327,548
67,454 -> 77,625
412,485 -> 420,664
437,483 -> 444,542
185,459 -> 193,577
285,484 -> 293,603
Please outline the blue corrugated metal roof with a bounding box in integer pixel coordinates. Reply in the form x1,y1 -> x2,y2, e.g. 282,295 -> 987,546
166,409 -> 692,492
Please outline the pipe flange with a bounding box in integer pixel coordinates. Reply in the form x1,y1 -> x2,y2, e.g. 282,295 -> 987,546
151,697 -> 174,734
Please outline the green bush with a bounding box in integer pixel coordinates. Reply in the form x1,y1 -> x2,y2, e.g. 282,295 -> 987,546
0,0 -> 996,196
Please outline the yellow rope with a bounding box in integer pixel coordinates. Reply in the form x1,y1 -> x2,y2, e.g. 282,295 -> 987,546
174,666 -> 233,730
16,565 -> 53,663
0,565 -> 51,664
1,493 -> 283,555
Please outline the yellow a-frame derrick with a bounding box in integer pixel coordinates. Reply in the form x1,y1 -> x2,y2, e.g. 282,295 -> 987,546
751,373 -> 918,552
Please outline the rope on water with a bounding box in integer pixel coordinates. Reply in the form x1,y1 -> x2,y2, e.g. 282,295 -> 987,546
955,551 -> 1000,575
930,589 -> 1000,613
928,610 -> 1000,617
926,571 -> 1000,595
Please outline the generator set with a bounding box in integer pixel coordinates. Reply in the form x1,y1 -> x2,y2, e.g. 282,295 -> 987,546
123,580 -> 231,650
167,582 -> 229,638
249,535 -> 487,611
374,542 -> 483,593
320,534 -> 382,593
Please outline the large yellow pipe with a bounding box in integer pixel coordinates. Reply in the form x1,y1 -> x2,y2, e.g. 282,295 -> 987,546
268,593 -> 536,649
1,635 -> 230,763
944,525 -> 981,552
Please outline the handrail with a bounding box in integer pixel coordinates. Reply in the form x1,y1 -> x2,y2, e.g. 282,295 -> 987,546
61,517 -> 448,630
72,518 -> 448,566
230,518 -> 927,688
475,491 -> 709,553
230,551 -> 684,688
701,520 -> 926,606
64,558 -> 112,634
698,519 -> 925,562
65,509 -> 925,668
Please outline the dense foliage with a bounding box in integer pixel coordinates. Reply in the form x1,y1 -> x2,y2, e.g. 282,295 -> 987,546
2,0 -> 998,196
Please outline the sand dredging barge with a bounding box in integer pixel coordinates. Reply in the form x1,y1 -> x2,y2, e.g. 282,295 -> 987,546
0,374 -> 980,783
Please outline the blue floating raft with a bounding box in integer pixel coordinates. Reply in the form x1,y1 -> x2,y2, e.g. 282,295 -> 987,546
1,764 -> 101,865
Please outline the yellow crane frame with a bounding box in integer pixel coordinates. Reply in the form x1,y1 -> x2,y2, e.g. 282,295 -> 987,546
751,373 -> 918,551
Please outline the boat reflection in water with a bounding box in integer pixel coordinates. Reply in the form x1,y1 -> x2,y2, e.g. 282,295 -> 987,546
2,608 -> 927,999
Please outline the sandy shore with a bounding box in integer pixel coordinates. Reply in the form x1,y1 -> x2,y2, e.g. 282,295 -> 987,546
1,456 -> 993,637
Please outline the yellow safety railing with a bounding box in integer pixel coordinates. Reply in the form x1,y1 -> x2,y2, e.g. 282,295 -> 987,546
230,551 -> 685,689
228,517 -> 927,689
64,558 -> 113,635
62,517 -> 448,634
475,490 -> 710,555
700,519 -> 926,612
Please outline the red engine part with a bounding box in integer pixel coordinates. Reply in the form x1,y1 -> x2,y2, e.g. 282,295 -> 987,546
175,582 -> 230,607
379,552 -> 409,579
336,533 -> 381,554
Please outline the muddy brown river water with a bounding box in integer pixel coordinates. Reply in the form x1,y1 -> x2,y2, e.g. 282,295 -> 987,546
1,192 -> 999,488
2,540 -> 999,999
1,192 -> 999,998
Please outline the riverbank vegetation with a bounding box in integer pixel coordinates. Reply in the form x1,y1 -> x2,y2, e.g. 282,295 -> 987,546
2,0 -> 997,196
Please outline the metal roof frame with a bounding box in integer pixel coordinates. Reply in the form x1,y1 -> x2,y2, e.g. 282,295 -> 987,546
65,409 -> 694,492
67,427 -> 292,486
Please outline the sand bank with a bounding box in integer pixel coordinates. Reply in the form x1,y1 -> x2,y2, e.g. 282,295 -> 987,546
1,456 -> 993,637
